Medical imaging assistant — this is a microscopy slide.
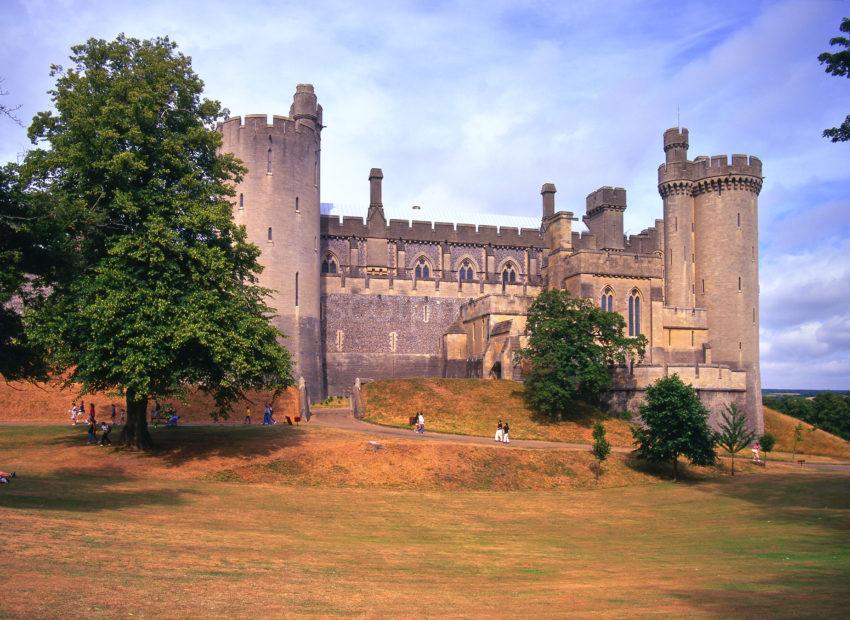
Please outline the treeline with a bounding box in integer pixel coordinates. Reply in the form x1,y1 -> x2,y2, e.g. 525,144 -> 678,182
764,393 -> 850,441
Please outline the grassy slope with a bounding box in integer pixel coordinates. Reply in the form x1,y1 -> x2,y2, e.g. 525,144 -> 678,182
0,379 -> 299,423
0,425 -> 849,617
764,406 -> 850,460
363,378 -> 635,447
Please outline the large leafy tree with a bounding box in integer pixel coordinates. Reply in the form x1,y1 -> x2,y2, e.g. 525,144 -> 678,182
516,289 -> 646,420
819,17 -> 850,142
22,35 -> 292,449
632,374 -> 716,479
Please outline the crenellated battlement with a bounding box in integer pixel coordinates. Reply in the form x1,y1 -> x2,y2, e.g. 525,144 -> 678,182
658,153 -> 761,195
320,214 -> 546,248
585,186 -> 626,218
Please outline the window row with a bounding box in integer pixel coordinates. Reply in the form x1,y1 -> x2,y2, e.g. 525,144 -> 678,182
600,287 -> 642,336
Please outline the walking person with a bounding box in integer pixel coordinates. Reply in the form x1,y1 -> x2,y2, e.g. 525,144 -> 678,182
87,419 -> 98,444
110,404 -> 117,425
502,421 -> 510,444
119,408 -> 126,425
69,402 -> 78,425
244,406 -> 252,425
417,412 -> 425,434
495,419 -> 503,442
89,402 -> 96,422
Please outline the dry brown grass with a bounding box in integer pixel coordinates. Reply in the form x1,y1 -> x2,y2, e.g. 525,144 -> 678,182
764,406 -> 850,460
0,424 -> 848,618
363,378 -> 635,446
0,379 -> 299,424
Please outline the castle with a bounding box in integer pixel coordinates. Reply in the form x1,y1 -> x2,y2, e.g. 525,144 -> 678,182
218,84 -> 764,433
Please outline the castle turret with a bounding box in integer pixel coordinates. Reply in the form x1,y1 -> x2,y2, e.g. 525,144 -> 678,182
658,127 -> 695,308
540,183 -> 573,289
219,85 -> 324,401
583,186 -> 626,251
692,151 -> 764,434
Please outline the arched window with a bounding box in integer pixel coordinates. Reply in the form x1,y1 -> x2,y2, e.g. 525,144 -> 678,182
239,193 -> 244,210
459,259 -> 475,282
267,148 -> 272,174
601,287 -> 614,312
321,254 -> 338,274
295,272 -> 299,307
423,305 -> 430,323
267,227 -> 273,242
628,288 -> 641,336
502,263 -> 517,284
414,257 -> 431,280
295,196 -> 299,212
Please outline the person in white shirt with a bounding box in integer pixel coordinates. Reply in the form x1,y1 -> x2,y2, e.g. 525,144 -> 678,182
417,412 -> 425,434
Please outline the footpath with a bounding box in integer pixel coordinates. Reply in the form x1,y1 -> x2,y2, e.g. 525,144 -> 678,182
311,407 -> 850,472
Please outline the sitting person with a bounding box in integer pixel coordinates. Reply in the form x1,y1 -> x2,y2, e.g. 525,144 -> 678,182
166,414 -> 179,427
0,470 -> 16,484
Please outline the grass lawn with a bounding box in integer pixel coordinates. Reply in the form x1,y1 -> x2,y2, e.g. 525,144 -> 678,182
1,425 -> 849,617
363,378 -> 636,446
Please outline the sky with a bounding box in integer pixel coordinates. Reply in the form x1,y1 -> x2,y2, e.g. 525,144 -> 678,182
1,0 -> 849,389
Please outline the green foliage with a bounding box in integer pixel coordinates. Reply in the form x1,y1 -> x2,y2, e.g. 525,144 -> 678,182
591,422 -> 610,463
818,17 -> 850,142
516,289 -> 646,420
714,402 -> 755,475
759,432 -> 776,453
632,374 -> 716,479
20,35 -> 292,446
591,421 -> 610,481
764,393 -> 850,441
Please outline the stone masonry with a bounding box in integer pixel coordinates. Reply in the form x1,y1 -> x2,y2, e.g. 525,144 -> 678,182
218,85 -> 765,433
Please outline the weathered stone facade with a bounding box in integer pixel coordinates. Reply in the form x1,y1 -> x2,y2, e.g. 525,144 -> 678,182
219,85 -> 764,433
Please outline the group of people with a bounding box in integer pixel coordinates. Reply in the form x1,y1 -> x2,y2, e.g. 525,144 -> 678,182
0,470 -> 15,484
68,401 -> 118,446
69,401 -> 125,427
494,419 -> 511,444
243,404 -> 277,425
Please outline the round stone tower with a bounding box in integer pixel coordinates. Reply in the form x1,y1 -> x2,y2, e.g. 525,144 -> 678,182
692,150 -> 763,433
659,127 -> 695,309
219,84 -> 324,401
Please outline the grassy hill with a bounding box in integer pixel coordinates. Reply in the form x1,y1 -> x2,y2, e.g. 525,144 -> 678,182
764,406 -> 850,460
362,378 -> 635,446
0,379 -> 299,424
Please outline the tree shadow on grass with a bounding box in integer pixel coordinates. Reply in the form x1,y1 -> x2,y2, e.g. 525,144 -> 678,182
0,469 -> 197,513
46,424 -> 307,468
663,570 -> 850,618
623,452 -> 718,483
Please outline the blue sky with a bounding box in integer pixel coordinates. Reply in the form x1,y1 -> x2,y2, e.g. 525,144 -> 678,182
1,0 -> 848,388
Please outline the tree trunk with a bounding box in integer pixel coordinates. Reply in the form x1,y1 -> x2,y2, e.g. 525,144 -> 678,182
120,391 -> 153,450
672,456 -> 678,480
731,453 -> 735,476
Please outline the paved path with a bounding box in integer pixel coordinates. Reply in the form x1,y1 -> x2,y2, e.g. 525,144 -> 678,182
310,407 -> 629,452
310,407 -> 850,472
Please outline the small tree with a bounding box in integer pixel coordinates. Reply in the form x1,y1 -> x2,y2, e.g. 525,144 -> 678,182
632,375 -> 716,480
818,17 -> 850,142
760,432 -> 776,466
715,403 -> 755,476
516,289 -> 646,420
591,421 -> 611,482
792,422 -> 805,460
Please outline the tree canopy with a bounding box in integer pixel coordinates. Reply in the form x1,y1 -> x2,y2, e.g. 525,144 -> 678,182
21,35 -> 292,448
819,17 -> 850,142
632,374 -> 716,479
516,289 -> 646,420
